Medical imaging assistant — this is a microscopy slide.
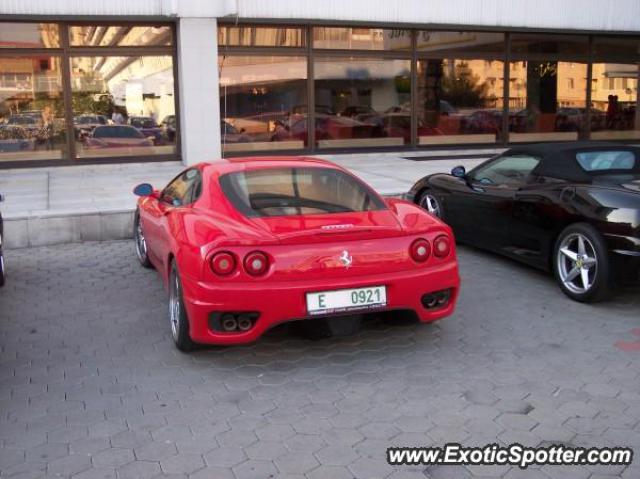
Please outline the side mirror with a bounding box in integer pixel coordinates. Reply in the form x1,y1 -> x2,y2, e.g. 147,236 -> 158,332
133,183 -> 154,197
451,166 -> 466,178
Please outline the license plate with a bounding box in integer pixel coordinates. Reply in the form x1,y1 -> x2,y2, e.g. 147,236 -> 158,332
306,286 -> 387,316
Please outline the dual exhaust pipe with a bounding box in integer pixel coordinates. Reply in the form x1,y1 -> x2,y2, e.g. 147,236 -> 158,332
421,289 -> 451,310
221,313 -> 254,332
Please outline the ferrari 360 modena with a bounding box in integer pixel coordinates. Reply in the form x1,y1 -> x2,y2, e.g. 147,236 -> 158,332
133,157 -> 459,350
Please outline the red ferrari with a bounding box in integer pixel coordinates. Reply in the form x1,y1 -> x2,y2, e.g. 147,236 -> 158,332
133,157 -> 460,351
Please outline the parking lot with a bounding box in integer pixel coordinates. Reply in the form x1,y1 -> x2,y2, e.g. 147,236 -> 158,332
1,240 -> 639,479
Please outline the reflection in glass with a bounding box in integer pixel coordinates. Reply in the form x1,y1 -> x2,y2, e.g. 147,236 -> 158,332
417,59 -> 504,144
218,26 -> 305,48
590,63 -> 639,140
0,56 -> 66,161
593,38 -> 640,60
511,33 -> 589,56
70,56 -> 176,158
313,58 -> 412,148
507,61 -> 587,142
313,27 -> 411,51
218,55 -> 307,152
0,23 -> 59,48
69,25 -> 172,47
416,31 -> 505,55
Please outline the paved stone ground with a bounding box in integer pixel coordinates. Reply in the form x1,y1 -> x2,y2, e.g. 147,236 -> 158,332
0,240 -> 639,479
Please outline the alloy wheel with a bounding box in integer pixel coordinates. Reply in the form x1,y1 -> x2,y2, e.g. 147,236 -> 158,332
135,221 -> 147,261
169,271 -> 180,340
419,193 -> 442,218
557,233 -> 598,294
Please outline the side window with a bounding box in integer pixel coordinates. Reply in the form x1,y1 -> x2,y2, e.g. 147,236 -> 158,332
161,169 -> 200,206
471,155 -> 541,187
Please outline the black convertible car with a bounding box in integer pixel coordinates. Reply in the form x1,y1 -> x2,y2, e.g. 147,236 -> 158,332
408,142 -> 640,302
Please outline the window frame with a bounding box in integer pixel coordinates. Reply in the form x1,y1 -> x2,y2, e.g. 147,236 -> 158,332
161,168 -> 201,206
0,20 -> 180,168
218,21 -> 640,158
468,154 -> 542,187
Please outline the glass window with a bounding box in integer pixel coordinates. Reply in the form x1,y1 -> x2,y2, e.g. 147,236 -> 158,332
590,63 -> 639,141
0,23 -> 60,48
313,27 -> 411,51
218,26 -> 305,48
471,155 -> 541,186
69,25 -> 172,47
416,31 -> 505,55
507,61 -> 588,142
511,33 -> 589,57
70,56 -> 176,159
0,56 -> 66,162
220,167 -> 386,218
219,55 -> 307,152
314,57 -> 411,147
593,37 -> 640,61
576,150 -> 636,171
162,169 -> 201,206
417,59 -> 505,145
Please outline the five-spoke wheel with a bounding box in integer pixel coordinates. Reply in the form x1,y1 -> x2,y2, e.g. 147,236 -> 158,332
417,190 -> 444,219
169,259 -> 195,351
134,210 -> 151,268
553,223 -> 610,302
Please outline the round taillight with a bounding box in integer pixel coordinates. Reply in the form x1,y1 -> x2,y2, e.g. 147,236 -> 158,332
244,251 -> 269,276
434,235 -> 451,258
210,251 -> 237,276
410,239 -> 431,263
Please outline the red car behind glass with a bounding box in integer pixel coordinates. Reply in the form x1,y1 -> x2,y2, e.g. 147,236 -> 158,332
133,157 -> 460,351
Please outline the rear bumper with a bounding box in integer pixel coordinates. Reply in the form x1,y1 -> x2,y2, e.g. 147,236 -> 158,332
180,261 -> 460,345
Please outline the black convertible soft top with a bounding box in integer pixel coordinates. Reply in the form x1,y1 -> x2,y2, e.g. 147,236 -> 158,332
503,142 -> 640,182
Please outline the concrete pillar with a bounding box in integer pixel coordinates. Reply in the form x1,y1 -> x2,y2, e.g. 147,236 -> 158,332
177,17 -> 221,165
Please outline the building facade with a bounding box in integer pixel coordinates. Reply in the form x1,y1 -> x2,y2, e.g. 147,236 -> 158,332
0,0 -> 639,168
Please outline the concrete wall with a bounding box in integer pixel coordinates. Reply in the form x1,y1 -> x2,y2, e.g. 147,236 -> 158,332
177,18 -> 222,164
2,0 -> 640,33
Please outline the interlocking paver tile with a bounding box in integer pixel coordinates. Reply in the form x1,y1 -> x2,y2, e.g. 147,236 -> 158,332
1,241 -> 638,479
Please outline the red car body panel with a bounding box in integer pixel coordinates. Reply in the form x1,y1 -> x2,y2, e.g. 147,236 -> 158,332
137,157 -> 460,345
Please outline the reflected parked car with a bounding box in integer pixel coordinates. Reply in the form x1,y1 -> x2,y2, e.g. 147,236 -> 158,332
0,125 -> 36,152
160,115 -> 176,142
339,105 -> 376,118
6,114 -> 40,138
271,114 -> 376,145
74,114 -> 108,139
462,110 -> 502,135
83,125 -> 154,149
221,120 -> 251,143
128,117 -> 163,144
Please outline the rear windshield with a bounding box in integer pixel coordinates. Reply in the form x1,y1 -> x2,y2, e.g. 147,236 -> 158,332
576,150 -> 637,172
220,167 -> 386,218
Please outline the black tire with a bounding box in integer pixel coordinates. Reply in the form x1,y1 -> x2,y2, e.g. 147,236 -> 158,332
552,223 -> 611,303
169,260 -> 195,352
416,188 -> 445,221
134,210 -> 152,268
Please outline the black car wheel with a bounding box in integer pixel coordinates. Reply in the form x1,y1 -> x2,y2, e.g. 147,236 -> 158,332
134,210 -> 152,268
169,259 -> 195,352
553,223 -> 611,303
417,189 -> 444,220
